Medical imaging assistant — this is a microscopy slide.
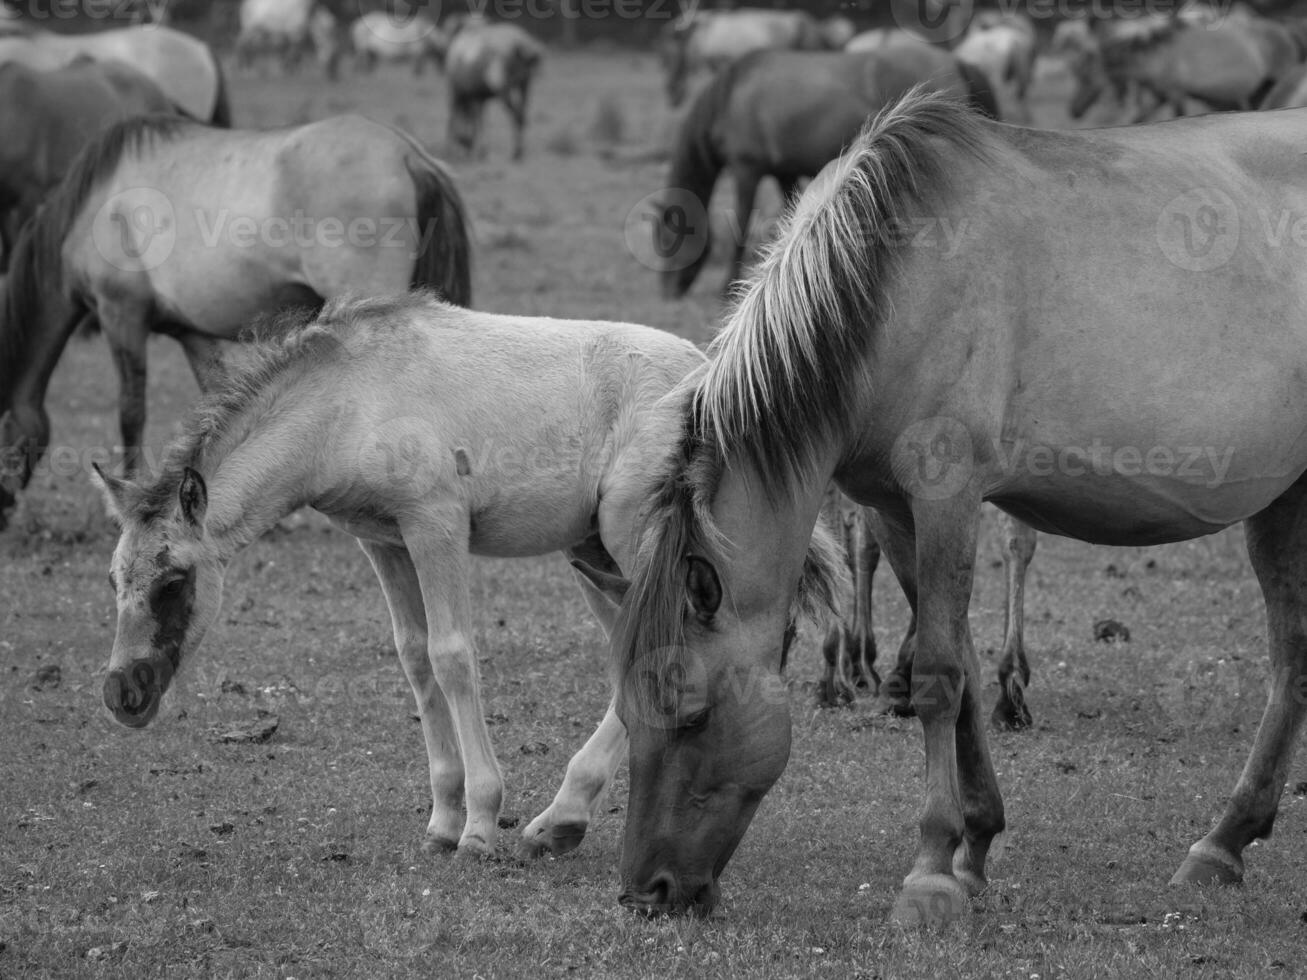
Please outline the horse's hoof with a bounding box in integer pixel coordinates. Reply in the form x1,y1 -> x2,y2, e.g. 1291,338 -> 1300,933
421,835 -> 459,855
991,700 -> 1033,731
1170,848 -> 1243,886
889,874 -> 970,927
517,821 -> 588,859
454,837 -> 495,862
885,699 -> 916,719
953,867 -> 989,897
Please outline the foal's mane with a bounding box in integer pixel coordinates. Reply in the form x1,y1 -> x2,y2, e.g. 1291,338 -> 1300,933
615,91 -> 991,702
129,293 -> 432,523
0,114 -> 195,405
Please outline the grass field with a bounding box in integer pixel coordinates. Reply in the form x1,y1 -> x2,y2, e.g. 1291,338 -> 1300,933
4,48 -> 1307,979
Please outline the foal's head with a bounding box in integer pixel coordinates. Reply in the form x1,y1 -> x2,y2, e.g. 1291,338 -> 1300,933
92,465 -> 224,728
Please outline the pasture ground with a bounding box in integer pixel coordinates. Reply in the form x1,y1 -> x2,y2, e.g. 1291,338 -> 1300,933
3,50 -> 1307,979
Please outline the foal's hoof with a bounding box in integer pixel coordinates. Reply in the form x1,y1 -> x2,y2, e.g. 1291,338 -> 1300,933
517,821 -> 588,859
889,874 -> 970,928
1170,848 -> 1243,887
421,835 -> 460,855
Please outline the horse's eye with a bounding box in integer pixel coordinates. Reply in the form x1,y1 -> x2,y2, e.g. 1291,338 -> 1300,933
681,707 -> 711,733
159,577 -> 187,599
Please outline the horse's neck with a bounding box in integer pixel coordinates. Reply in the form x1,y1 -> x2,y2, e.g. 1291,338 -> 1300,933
670,92 -> 724,204
204,385 -> 343,562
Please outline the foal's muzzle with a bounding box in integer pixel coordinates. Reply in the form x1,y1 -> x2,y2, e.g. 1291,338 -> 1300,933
103,656 -> 174,728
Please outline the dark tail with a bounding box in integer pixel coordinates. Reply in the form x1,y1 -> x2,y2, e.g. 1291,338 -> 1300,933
393,129 -> 474,306
208,49 -> 233,127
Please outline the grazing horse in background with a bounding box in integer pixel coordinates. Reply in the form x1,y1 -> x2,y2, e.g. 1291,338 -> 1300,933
610,91 -> 1307,925
661,8 -> 843,107
0,25 -> 230,125
350,10 -> 443,75
90,292 -> 726,860
652,48 -> 997,299
236,0 -> 315,76
1064,14 -> 1299,121
444,20 -> 544,161
955,11 -> 1037,122
0,59 -> 178,269
0,114 -> 471,528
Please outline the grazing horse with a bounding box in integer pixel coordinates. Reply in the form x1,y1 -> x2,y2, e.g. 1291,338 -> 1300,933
350,10 -> 443,75
1065,15 -> 1298,121
662,8 -> 838,107
444,20 -> 543,161
0,59 -> 177,269
652,46 -> 997,299
609,91 -> 1307,924
955,12 -> 1037,122
0,25 -> 230,125
236,0 -> 316,76
0,114 -> 471,528
91,292 -> 722,860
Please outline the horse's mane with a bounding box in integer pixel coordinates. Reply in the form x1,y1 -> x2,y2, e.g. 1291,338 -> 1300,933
0,113 -> 195,405
128,292 -> 445,523
614,90 -> 990,711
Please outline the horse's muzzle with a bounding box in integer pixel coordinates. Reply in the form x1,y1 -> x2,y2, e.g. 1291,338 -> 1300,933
103,657 -> 174,728
619,873 -> 720,919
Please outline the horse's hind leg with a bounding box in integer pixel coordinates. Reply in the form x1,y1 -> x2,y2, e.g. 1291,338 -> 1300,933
818,494 -> 881,708
359,542 -> 468,852
521,537 -> 628,857
176,333 -> 228,393
992,513 -> 1037,731
403,515 -> 504,857
870,509 -> 918,718
1173,483 -> 1307,886
97,298 -> 151,477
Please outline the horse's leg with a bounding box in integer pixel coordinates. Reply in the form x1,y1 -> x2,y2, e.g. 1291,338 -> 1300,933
96,298 -> 151,477
891,498 -> 1004,926
505,79 -> 532,161
992,513 -> 1037,731
776,174 -> 803,211
521,536 -> 627,856
819,501 -> 882,707
818,488 -> 856,707
176,333 -> 228,393
869,509 -> 918,718
724,167 -> 762,296
1172,483 -> 1307,886
358,541 -> 467,851
403,515 -> 503,857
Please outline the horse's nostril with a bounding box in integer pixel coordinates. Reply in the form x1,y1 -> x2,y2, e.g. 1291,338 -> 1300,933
133,661 -> 155,693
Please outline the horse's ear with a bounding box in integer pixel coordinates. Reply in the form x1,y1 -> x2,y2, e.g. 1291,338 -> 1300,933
91,462 -> 133,524
178,467 -> 207,528
685,556 -> 722,618
570,558 -> 630,605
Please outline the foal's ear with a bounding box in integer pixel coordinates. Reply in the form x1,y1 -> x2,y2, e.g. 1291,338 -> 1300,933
685,556 -> 722,618
178,467 -> 208,528
570,558 -> 631,605
91,462 -> 134,524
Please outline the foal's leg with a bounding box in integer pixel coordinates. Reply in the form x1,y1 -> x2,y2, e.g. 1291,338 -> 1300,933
891,498 -> 1005,927
521,538 -> 627,857
992,513 -> 1037,730
359,541 -> 467,850
403,515 -> 504,856
1172,484 -> 1307,886
96,298 -> 151,477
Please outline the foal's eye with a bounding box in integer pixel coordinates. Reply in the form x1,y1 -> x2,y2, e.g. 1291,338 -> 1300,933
159,577 -> 187,599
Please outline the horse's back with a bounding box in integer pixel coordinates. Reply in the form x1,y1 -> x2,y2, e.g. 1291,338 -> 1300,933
447,23 -> 541,95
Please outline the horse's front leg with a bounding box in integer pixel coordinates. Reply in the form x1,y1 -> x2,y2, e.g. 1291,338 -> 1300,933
359,541 -> 469,852
97,298 -> 151,477
401,516 -> 505,858
1173,483 -> 1307,886
521,537 -> 628,857
891,497 -> 1004,927
504,80 -> 532,161
992,512 -> 1037,730
176,333 -> 228,393
869,509 -> 918,717
723,166 -> 761,296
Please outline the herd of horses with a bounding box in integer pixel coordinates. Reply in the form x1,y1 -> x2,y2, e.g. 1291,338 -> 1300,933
5,0 -> 1307,931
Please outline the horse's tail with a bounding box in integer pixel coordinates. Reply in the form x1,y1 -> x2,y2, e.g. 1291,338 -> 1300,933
394,129 -> 473,306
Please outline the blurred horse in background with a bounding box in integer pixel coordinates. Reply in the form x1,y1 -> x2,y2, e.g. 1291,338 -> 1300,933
445,19 -> 544,160
237,0 -> 342,80
0,59 -> 179,270
350,10 -> 444,75
652,45 -> 997,298
0,114 -> 472,526
0,24 -> 230,124
955,11 -> 1037,122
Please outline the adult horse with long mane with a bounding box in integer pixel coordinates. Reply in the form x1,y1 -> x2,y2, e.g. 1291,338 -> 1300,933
609,91 -> 1307,924
652,45 -> 996,299
0,58 -> 178,268
0,25 -> 230,125
0,114 -> 471,528
90,292 -> 724,860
